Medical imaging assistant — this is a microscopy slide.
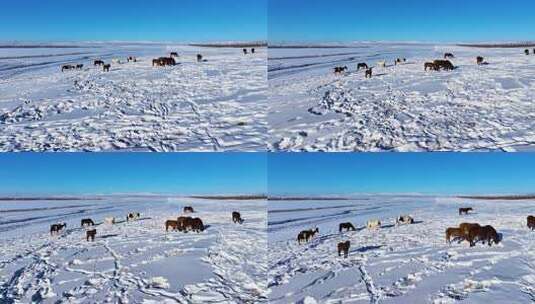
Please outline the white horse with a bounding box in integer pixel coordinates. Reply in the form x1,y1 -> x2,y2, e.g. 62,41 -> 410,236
367,219 -> 381,229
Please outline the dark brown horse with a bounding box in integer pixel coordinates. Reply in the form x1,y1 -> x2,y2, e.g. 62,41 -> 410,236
232,211 -> 243,224
297,228 -> 319,244
339,222 -> 356,232
445,227 -> 465,243
527,215 -> 535,230
75,64 -> 84,70
61,65 -> 75,72
94,60 -> 104,66
476,56 -> 484,65
190,218 -> 205,232
444,53 -> 455,59
424,62 -> 438,71
103,64 -> 111,72
50,223 -> 67,235
170,52 -> 179,57
337,240 -> 350,258
183,206 -> 194,213
243,48 -> 248,55
177,216 -> 191,231
81,218 -> 95,227
197,54 -> 203,62
525,49 -> 530,55
333,66 -> 348,74
433,60 -> 455,71
365,67 -> 373,78
467,225 -> 499,247
251,48 -> 255,54
459,207 -> 473,215
357,63 -> 368,70
86,229 -> 96,242
165,220 -> 178,231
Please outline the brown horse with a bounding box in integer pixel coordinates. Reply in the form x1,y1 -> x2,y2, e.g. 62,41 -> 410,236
197,54 -> 203,62
61,65 -> 75,72
190,218 -> 205,232
337,240 -> 350,258
75,64 -> 84,70
333,66 -> 348,74
446,227 -> 465,243
365,67 -> 373,78
459,207 -> 473,215
177,216 -> 192,231
170,52 -> 179,57
251,48 -> 255,54
50,223 -> 67,235
81,218 -> 95,227
297,228 -> 319,244
357,63 -> 368,70
476,56 -> 484,65
527,215 -> 535,230
183,206 -> 194,213
459,222 -> 480,236
232,211 -> 243,224
103,64 -> 111,72
243,48 -> 248,55
165,220 -> 178,231
525,49 -> 530,55
467,225 -> 499,247
433,60 -> 454,70
94,60 -> 104,66
424,62 -> 438,71
339,222 -> 356,232
86,229 -> 97,242
444,53 -> 455,59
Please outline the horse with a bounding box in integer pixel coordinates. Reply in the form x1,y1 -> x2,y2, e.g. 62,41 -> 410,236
127,56 -> 137,62
152,58 -> 162,66
197,54 -> 203,62
467,225 -> 499,247
525,49 -> 530,55
377,60 -> 386,68
93,60 -> 104,66
365,67 -> 373,78
165,220 -> 179,231
81,218 -> 95,227
433,60 -> 455,71
243,48 -> 248,55
444,53 -> 455,59
86,229 -> 97,242
103,64 -> 111,72
527,215 -> 535,230
339,222 -> 356,232
357,63 -> 368,70
75,64 -> 84,70
396,215 -> 414,225
251,48 -> 255,54
50,223 -> 67,235
104,217 -> 115,225
333,66 -> 348,75
337,240 -> 350,258
476,56 -> 484,65
395,58 -> 405,65
367,219 -> 381,229
177,216 -> 192,231
190,218 -> 205,232
183,206 -> 194,213
232,211 -> 244,224
170,52 -> 179,58
297,228 -> 319,244
459,222 -> 480,239
61,65 -> 75,72
445,227 -> 465,243
424,62 -> 438,71
126,212 -> 140,222
459,207 -> 473,215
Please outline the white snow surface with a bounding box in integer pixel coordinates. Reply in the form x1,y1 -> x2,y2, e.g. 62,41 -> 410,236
268,196 -> 535,303
0,197 -> 267,303
0,43 -> 267,151
269,44 -> 535,151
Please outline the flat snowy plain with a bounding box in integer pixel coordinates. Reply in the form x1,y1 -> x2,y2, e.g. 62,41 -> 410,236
269,44 -> 535,152
0,43 -> 267,151
268,196 -> 535,303
0,197 -> 267,303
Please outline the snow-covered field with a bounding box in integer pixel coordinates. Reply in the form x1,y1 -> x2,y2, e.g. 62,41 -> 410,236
269,44 -> 535,151
268,196 -> 535,303
0,197 -> 267,303
0,43 -> 267,151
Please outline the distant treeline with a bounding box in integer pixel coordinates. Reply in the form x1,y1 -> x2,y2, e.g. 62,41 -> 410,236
458,195 -> 535,200
189,195 -> 267,200
268,196 -> 354,201
269,45 -> 355,49
0,45 -> 86,49
0,197 -> 102,201
189,42 -> 267,48
458,43 -> 535,48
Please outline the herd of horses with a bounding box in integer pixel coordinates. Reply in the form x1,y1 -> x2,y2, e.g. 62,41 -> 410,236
296,208 -> 535,259
332,49 -> 533,78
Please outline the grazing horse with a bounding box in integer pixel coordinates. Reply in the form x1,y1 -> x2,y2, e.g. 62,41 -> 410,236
467,225 -> 499,247
176,216 -> 191,231
357,63 -> 368,70
127,212 -> 140,222
297,228 -> 319,244
190,218 -> 205,232
445,227 -> 465,243
424,62 -> 438,71
103,64 -> 111,72
243,48 -> 248,55
364,67 -> 373,78
104,217 -> 115,225
525,49 -> 530,55
61,65 -> 75,72
94,60 -> 104,66
444,53 -> 455,59
396,215 -> 414,225
337,240 -> 350,258
50,223 -> 67,235
183,206 -> 194,213
367,219 -> 381,229
165,220 -> 179,231
232,211 -> 244,224
251,48 -> 255,54
81,218 -> 95,227
86,229 -> 97,242
476,56 -> 484,65
527,215 -> 535,230
339,222 -> 356,232
459,207 -> 473,215
75,64 -> 83,70
197,54 -> 203,62
170,52 -> 179,58
459,222 -> 480,240
333,66 -> 348,75
433,60 -> 454,71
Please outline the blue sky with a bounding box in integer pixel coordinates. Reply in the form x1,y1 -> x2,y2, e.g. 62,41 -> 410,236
269,0 -> 535,42
0,153 -> 266,196
269,153 -> 535,196
0,0 -> 266,42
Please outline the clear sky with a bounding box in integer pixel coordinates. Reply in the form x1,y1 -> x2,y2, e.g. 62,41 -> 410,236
269,0 -> 535,42
0,0 -> 266,42
269,153 -> 535,196
0,153 -> 266,196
